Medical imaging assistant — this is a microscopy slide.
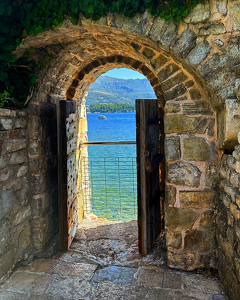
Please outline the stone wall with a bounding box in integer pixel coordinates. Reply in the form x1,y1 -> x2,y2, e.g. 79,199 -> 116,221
217,146 -> 240,300
28,103 -> 59,258
164,78 -> 219,271
0,108 -> 31,283
0,0 -> 240,286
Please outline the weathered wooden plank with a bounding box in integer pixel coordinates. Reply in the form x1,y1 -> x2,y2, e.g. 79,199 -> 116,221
136,99 -> 164,255
57,100 -> 78,251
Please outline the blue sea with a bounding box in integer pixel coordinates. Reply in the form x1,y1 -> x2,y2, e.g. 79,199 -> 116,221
86,112 -> 137,221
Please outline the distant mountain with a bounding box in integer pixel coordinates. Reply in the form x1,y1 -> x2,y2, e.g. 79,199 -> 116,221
86,76 -> 156,105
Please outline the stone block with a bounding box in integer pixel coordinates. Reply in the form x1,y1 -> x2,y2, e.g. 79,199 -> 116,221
236,161 -> 240,174
0,248 -> 18,281
230,172 -> 240,188
164,115 -> 209,134
227,211 -> 234,227
184,229 -> 214,252
185,80 -> 194,88
165,207 -> 198,230
28,117 -> 41,139
3,177 -> 22,192
166,230 -> 182,249
166,161 -> 201,187
221,191 -> 231,209
219,166 -> 230,180
189,88 -> 202,100
227,227 -> 234,246
205,165 -> 218,188
199,53 -> 228,77
150,54 -> 169,70
5,138 -> 26,153
15,118 -> 27,129
180,191 -> 214,209
157,63 -> 180,82
0,219 -> 10,255
148,16 -> 166,41
17,165 -> 28,178
182,102 -> 213,115
0,118 -> 13,130
183,137 -> 215,161
160,21 -> 177,47
234,257 -> 240,282
199,23 -> 226,35
231,4 -> 240,31
165,136 -> 181,161
230,203 -> 240,220
216,0 -> 227,15
0,109 -> 16,117
29,140 -> 45,156
172,29 -> 197,58
0,170 -> 13,182
236,195 -> 240,209
142,47 -> 156,59
218,249 -> 240,300
164,103 -> 180,114
167,250 -> 201,271
183,2 -> 210,23
0,190 -> 17,220
0,157 -> 7,171
235,79 -> 240,101
9,150 -> 28,165
200,210 -> 215,228
31,174 -> 47,195
14,206 -> 31,225
186,41 -> 212,67
219,99 -> 240,150
166,184 -> 176,206
16,186 -> 29,206
17,110 -> 27,117
235,225 -> 240,241
216,214 -> 228,239
32,193 -> 52,216
223,181 -> 238,202
164,84 -> 186,101
161,72 -> 188,92
219,234 -> 234,264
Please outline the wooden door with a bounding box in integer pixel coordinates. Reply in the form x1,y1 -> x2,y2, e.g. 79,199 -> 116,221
136,99 -> 165,255
57,100 -> 78,251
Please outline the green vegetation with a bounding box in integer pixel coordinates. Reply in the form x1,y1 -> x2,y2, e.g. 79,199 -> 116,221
88,103 -> 135,113
0,0 -> 201,108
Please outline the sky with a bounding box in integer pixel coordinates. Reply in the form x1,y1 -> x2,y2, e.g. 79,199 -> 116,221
101,68 -> 146,79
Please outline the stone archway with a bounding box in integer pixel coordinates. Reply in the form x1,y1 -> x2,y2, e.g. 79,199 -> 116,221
1,2 -> 239,296
22,24 -> 220,271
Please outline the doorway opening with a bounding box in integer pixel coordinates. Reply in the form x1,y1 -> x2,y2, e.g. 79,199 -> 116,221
79,68 -> 155,223
75,67 -> 165,257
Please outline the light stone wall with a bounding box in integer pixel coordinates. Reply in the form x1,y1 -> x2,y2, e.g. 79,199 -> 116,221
0,108 -> 32,283
218,147 -> 240,300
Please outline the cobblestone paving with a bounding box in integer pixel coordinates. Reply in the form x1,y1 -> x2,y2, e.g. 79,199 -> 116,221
0,220 -> 228,300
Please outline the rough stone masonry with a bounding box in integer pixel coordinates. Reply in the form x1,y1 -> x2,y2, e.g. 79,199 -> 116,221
0,1 -> 240,299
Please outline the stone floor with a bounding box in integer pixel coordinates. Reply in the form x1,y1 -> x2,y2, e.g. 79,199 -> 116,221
0,220 -> 229,300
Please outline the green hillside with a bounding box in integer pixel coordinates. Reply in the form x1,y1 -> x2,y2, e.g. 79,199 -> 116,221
86,76 -> 156,105
88,104 -> 135,113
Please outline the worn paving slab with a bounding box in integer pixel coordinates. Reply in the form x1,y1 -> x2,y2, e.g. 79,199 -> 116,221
0,221 -> 229,300
92,266 -> 137,285
2,272 -> 53,294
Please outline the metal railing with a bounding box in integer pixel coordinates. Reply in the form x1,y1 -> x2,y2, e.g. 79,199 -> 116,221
80,156 -> 137,222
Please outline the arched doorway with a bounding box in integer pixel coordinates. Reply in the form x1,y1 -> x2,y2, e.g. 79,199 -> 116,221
20,23 -> 218,271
